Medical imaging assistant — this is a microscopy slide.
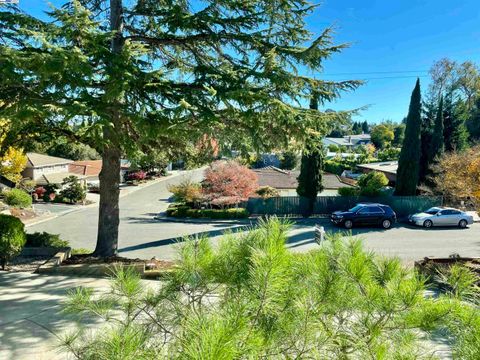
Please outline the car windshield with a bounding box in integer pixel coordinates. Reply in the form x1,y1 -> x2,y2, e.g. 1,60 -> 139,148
349,205 -> 364,213
425,208 -> 440,215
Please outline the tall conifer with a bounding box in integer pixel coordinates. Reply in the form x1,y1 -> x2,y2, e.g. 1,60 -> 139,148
395,79 -> 422,195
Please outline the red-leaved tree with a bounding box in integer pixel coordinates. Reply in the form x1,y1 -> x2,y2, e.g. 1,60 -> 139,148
202,161 -> 258,207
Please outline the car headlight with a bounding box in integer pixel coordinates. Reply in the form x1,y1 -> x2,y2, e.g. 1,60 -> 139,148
336,215 -> 343,219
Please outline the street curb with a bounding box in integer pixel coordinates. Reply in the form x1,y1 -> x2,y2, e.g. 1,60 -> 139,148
25,170 -> 192,228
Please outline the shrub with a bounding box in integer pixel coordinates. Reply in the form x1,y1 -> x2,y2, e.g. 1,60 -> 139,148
127,171 -> 147,182
357,171 -> 389,196
25,232 -> 69,248
60,176 -> 86,204
255,186 -> 280,199
279,150 -> 297,170
323,160 -> 345,175
4,188 -> 32,208
167,180 -> 203,204
338,186 -> 359,196
166,205 -> 249,219
202,160 -> 258,207
35,187 -> 46,197
0,214 -> 26,269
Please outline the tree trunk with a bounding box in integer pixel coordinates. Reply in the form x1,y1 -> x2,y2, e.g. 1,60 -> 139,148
94,0 -> 123,257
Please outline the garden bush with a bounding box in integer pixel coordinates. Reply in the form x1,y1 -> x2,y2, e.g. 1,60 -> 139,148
60,176 -> 86,203
4,188 -> 32,208
255,186 -> 280,199
323,160 -> 346,175
0,214 -> 26,269
357,171 -> 389,196
166,205 -> 249,219
25,232 -> 69,248
338,186 -> 359,196
167,180 -> 203,204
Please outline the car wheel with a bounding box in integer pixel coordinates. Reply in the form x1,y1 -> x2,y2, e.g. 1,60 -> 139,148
382,219 -> 392,229
344,220 -> 353,229
423,220 -> 433,228
458,219 -> 468,229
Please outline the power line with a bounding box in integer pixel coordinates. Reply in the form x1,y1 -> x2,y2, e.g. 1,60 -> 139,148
357,74 -> 429,81
323,70 -> 429,76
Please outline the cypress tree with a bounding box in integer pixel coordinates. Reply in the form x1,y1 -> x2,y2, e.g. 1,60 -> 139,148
430,97 -> 445,160
362,121 -> 369,134
297,97 -> 324,216
443,96 -> 468,152
395,79 -> 422,195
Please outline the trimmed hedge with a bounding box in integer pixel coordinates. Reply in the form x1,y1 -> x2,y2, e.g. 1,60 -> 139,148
0,214 -> 26,269
338,187 -> 359,196
4,189 -> 32,208
167,204 -> 249,219
26,232 -> 69,248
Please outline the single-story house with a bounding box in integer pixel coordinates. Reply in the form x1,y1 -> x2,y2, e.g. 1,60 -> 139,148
22,152 -> 86,187
69,160 -> 102,181
356,161 -> 398,184
322,134 -> 371,149
253,166 -> 353,196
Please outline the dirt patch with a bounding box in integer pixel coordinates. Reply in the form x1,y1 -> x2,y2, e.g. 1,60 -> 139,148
3,255 -> 51,272
415,256 -> 480,284
62,255 -> 175,271
9,208 -> 38,221
63,254 -> 144,265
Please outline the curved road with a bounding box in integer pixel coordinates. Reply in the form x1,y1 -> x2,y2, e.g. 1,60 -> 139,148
29,168 -> 480,264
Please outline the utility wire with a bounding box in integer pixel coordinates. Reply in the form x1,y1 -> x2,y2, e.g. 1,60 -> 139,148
323,70 -> 429,76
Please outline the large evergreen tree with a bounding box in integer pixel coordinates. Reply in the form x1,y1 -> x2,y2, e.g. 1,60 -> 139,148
0,1 -> 359,256
362,120 -> 369,133
395,79 -> 422,195
297,97 -> 324,216
443,96 -> 469,152
430,97 -> 445,161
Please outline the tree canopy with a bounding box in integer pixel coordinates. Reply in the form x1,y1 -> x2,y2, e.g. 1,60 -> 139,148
0,0 -> 360,256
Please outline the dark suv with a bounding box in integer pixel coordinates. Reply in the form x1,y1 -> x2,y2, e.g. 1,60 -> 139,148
331,203 -> 397,229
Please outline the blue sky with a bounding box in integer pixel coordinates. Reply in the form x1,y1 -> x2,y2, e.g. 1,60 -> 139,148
16,0 -> 480,123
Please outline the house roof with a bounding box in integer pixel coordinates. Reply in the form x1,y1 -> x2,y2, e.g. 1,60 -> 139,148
323,134 -> 371,147
323,137 -> 353,146
35,172 -> 86,186
69,160 -> 102,177
253,166 -> 299,189
252,166 -> 352,190
357,161 -> 398,175
26,152 -> 73,167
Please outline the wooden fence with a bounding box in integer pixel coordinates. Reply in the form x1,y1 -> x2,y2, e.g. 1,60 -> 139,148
244,196 -> 443,217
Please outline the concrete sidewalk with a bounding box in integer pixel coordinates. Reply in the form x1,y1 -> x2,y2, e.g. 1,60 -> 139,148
0,273 -> 114,360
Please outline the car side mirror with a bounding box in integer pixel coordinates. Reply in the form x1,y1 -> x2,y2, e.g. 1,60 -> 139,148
436,213 -> 440,216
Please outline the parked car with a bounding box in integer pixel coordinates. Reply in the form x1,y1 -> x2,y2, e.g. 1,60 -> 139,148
408,207 -> 473,229
331,203 -> 397,229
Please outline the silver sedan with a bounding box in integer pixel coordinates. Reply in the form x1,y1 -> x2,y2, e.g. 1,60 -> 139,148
408,207 -> 474,228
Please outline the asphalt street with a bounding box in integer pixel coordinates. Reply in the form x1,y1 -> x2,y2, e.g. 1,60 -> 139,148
28,168 -> 480,264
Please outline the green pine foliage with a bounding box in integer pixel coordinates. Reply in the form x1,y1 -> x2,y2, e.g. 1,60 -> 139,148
60,218 -> 480,359
430,97 -> 445,161
395,79 -> 422,195
443,96 -> 469,152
